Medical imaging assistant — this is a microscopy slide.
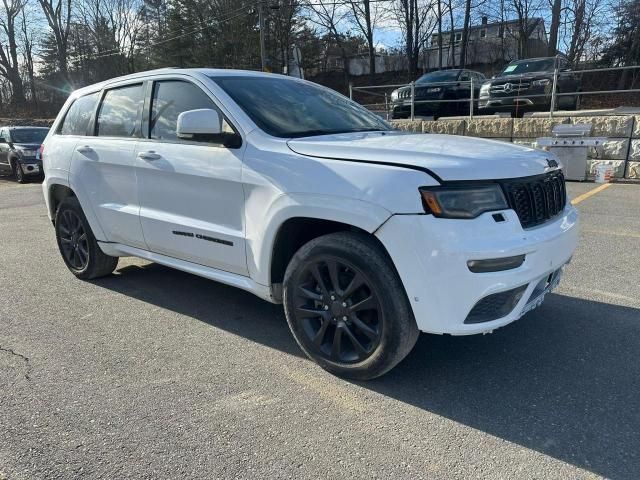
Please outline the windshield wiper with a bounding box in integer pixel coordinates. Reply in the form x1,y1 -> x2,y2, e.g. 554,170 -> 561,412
289,128 -> 386,138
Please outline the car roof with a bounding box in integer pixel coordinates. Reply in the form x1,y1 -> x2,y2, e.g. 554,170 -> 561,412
6,126 -> 49,130
70,68 -> 291,98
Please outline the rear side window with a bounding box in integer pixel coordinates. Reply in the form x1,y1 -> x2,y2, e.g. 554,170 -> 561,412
97,84 -> 144,138
150,80 -> 233,142
59,92 -> 99,136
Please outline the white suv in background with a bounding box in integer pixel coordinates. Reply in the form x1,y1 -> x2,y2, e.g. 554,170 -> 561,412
42,69 -> 579,379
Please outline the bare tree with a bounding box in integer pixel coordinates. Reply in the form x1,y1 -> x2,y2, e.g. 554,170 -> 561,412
459,0 -> 471,66
547,0 -> 561,55
345,0 -> 379,74
0,0 -> 27,104
37,0 -> 72,82
563,0 -> 605,62
19,8 -> 36,104
508,0 -> 544,58
302,0 -> 351,79
392,0 -> 437,76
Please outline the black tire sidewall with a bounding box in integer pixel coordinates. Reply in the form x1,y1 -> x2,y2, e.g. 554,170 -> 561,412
283,233 -> 418,380
13,162 -> 25,183
54,197 -> 101,278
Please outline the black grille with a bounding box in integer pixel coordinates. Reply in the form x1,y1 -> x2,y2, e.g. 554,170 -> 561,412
464,285 -> 528,324
501,170 -> 567,229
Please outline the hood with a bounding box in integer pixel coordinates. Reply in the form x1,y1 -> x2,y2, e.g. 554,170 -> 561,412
492,71 -> 552,82
287,131 -> 556,182
13,143 -> 41,149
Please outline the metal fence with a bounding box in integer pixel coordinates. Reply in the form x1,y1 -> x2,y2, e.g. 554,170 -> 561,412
349,60 -> 640,121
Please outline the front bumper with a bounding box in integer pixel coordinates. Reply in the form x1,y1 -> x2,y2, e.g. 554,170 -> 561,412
375,204 -> 579,335
17,159 -> 42,176
478,89 -> 550,111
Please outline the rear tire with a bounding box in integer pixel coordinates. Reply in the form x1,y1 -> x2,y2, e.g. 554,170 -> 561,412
55,196 -> 118,279
283,231 -> 419,380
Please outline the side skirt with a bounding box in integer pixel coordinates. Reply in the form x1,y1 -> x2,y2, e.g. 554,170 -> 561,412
98,242 -> 276,304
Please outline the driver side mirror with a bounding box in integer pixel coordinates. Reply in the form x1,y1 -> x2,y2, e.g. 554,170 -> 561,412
176,109 -> 221,138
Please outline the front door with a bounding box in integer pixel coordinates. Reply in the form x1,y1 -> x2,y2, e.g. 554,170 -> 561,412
135,79 -> 248,276
70,83 -> 146,248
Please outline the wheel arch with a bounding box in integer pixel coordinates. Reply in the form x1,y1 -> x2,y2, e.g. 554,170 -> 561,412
48,183 -> 76,222
261,196 -> 395,302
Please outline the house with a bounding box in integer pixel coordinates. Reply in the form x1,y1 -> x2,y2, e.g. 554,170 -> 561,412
423,17 -> 549,74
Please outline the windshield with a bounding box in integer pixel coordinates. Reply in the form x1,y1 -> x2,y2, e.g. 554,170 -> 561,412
10,128 -> 48,143
499,59 -> 555,76
210,76 -> 390,138
416,70 -> 460,83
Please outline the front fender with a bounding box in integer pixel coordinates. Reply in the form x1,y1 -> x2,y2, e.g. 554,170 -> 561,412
245,192 -> 392,286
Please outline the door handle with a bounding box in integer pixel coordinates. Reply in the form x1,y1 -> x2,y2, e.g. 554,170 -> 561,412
138,151 -> 161,161
76,145 -> 93,154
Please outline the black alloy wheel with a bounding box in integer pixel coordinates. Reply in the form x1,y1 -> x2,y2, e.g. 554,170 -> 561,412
291,256 -> 384,364
57,209 -> 90,271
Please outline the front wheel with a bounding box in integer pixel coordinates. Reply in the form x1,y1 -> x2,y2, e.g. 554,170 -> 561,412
12,162 -> 26,184
55,196 -> 119,279
283,232 -> 419,380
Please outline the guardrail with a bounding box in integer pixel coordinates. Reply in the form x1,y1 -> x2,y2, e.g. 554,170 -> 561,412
349,59 -> 640,121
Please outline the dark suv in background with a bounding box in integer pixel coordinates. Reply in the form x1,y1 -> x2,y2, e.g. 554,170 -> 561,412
0,126 -> 48,183
478,57 -> 581,116
391,69 -> 486,119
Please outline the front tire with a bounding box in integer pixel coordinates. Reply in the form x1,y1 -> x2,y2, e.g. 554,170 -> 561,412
55,196 -> 118,279
12,162 -> 26,184
283,232 -> 419,380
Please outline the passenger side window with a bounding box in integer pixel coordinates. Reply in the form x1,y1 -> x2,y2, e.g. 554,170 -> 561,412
459,71 -> 471,81
150,80 -> 235,143
59,92 -> 100,136
96,84 -> 144,138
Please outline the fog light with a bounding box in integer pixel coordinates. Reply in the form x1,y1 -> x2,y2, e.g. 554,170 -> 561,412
467,255 -> 526,273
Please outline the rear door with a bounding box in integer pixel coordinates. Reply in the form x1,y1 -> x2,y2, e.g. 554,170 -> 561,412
70,82 -> 146,248
48,92 -> 100,182
134,77 -> 248,275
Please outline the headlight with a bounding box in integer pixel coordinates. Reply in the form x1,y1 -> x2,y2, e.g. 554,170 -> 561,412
480,82 -> 491,93
419,185 -> 508,219
532,79 -> 550,87
390,89 -> 399,101
426,87 -> 442,93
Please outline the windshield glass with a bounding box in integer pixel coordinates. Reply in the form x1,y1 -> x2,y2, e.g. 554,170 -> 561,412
416,70 -> 460,83
499,59 -> 555,76
210,76 -> 390,138
10,128 -> 48,143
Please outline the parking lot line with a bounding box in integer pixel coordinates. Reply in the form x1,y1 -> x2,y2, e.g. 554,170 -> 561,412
570,183 -> 611,205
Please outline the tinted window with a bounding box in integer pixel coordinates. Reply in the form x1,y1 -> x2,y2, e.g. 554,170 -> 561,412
10,128 -> 49,143
150,80 -> 233,142
416,70 -> 460,83
60,92 -> 99,136
97,84 -> 144,137
211,76 -> 390,138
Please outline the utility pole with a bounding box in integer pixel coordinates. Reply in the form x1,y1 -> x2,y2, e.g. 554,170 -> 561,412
258,1 -> 266,71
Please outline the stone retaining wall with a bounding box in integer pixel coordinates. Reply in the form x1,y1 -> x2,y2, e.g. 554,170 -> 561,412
391,114 -> 640,179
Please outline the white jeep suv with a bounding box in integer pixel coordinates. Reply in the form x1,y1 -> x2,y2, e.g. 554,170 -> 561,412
42,69 -> 579,379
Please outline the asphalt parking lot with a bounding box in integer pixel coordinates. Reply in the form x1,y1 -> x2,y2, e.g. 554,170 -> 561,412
1,176 -> 639,479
